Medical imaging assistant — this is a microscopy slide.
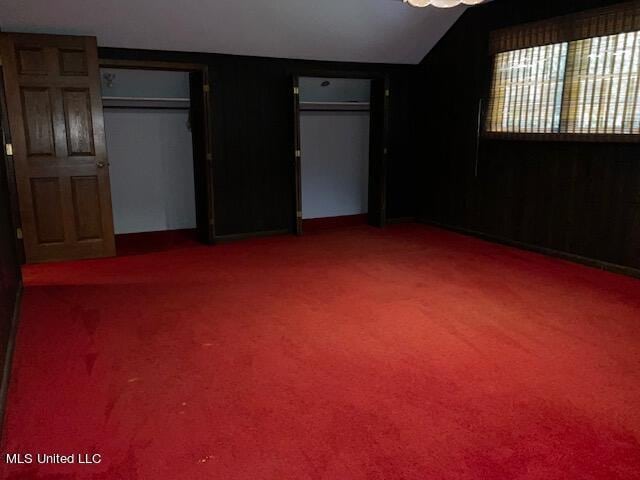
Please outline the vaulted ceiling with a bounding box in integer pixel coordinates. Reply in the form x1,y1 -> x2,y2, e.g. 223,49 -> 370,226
0,0 -> 468,64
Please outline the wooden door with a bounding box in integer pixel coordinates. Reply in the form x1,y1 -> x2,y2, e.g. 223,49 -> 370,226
368,76 -> 390,228
0,33 -> 115,262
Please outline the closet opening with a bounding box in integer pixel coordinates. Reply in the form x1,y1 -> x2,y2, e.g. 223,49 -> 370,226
292,75 -> 389,235
98,60 -> 214,254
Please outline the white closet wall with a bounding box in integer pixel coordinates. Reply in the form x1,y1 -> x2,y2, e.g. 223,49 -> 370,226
300,112 -> 369,219
101,68 -> 189,98
104,110 -> 195,234
299,77 -> 371,103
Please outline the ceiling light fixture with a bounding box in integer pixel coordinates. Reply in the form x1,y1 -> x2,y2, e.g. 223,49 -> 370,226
403,0 -> 485,7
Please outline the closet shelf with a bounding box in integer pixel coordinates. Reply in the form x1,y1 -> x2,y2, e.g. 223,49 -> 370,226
101,96 -> 190,110
300,101 -> 370,112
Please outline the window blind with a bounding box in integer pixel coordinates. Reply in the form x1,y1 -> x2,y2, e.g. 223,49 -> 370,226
486,43 -> 567,133
486,1 -> 640,140
562,31 -> 640,134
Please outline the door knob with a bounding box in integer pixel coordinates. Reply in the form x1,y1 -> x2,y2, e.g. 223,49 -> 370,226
96,161 -> 105,168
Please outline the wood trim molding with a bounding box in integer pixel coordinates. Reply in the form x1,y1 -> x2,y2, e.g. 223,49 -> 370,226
98,59 -> 206,72
0,280 -> 23,440
417,218 -> 640,280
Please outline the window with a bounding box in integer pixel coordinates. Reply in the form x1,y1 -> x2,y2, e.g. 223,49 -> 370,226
485,1 -> 640,140
563,31 -> 640,134
486,44 -> 568,133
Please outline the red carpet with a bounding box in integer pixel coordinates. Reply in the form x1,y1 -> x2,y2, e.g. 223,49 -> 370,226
302,214 -> 368,233
2,224 -> 640,479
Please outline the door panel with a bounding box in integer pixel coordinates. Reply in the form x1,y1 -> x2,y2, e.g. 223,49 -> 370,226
31,177 -> 64,243
16,47 -> 47,75
70,176 -> 103,240
1,33 -> 115,262
21,87 -> 55,156
59,49 -> 88,76
62,88 -> 95,155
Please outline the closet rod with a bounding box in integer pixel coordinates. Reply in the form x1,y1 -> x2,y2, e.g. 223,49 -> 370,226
299,101 -> 370,113
103,106 -> 190,110
102,96 -> 191,110
300,109 -> 370,113
102,96 -> 190,102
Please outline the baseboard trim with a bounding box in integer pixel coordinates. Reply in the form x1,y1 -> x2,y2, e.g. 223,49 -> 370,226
0,280 -> 23,440
418,218 -> 640,280
214,228 -> 290,243
386,216 -> 416,225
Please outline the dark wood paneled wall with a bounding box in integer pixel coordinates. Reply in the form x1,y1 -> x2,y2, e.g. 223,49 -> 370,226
98,48 -> 417,237
0,88 -> 21,409
416,0 -> 640,270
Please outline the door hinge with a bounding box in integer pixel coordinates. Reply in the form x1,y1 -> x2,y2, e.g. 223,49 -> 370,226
16,227 -> 23,240
296,211 -> 303,218
203,84 -> 210,93
5,143 -> 13,156
385,89 -> 390,97
295,149 -> 301,158
293,86 -> 299,95
206,153 -> 213,162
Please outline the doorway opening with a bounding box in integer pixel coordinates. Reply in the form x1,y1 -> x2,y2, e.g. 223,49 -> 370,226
292,74 -> 389,235
98,60 -> 214,254
299,77 -> 370,231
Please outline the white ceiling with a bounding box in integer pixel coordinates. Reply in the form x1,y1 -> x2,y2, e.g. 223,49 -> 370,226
0,0 -> 467,64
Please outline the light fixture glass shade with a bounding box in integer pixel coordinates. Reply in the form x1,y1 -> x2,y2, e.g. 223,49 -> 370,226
404,0 -> 485,7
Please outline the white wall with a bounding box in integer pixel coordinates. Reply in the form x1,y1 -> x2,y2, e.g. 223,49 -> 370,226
101,68 -> 190,98
299,77 -> 371,103
104,109 -> 196,234
300,111 -> 370,219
